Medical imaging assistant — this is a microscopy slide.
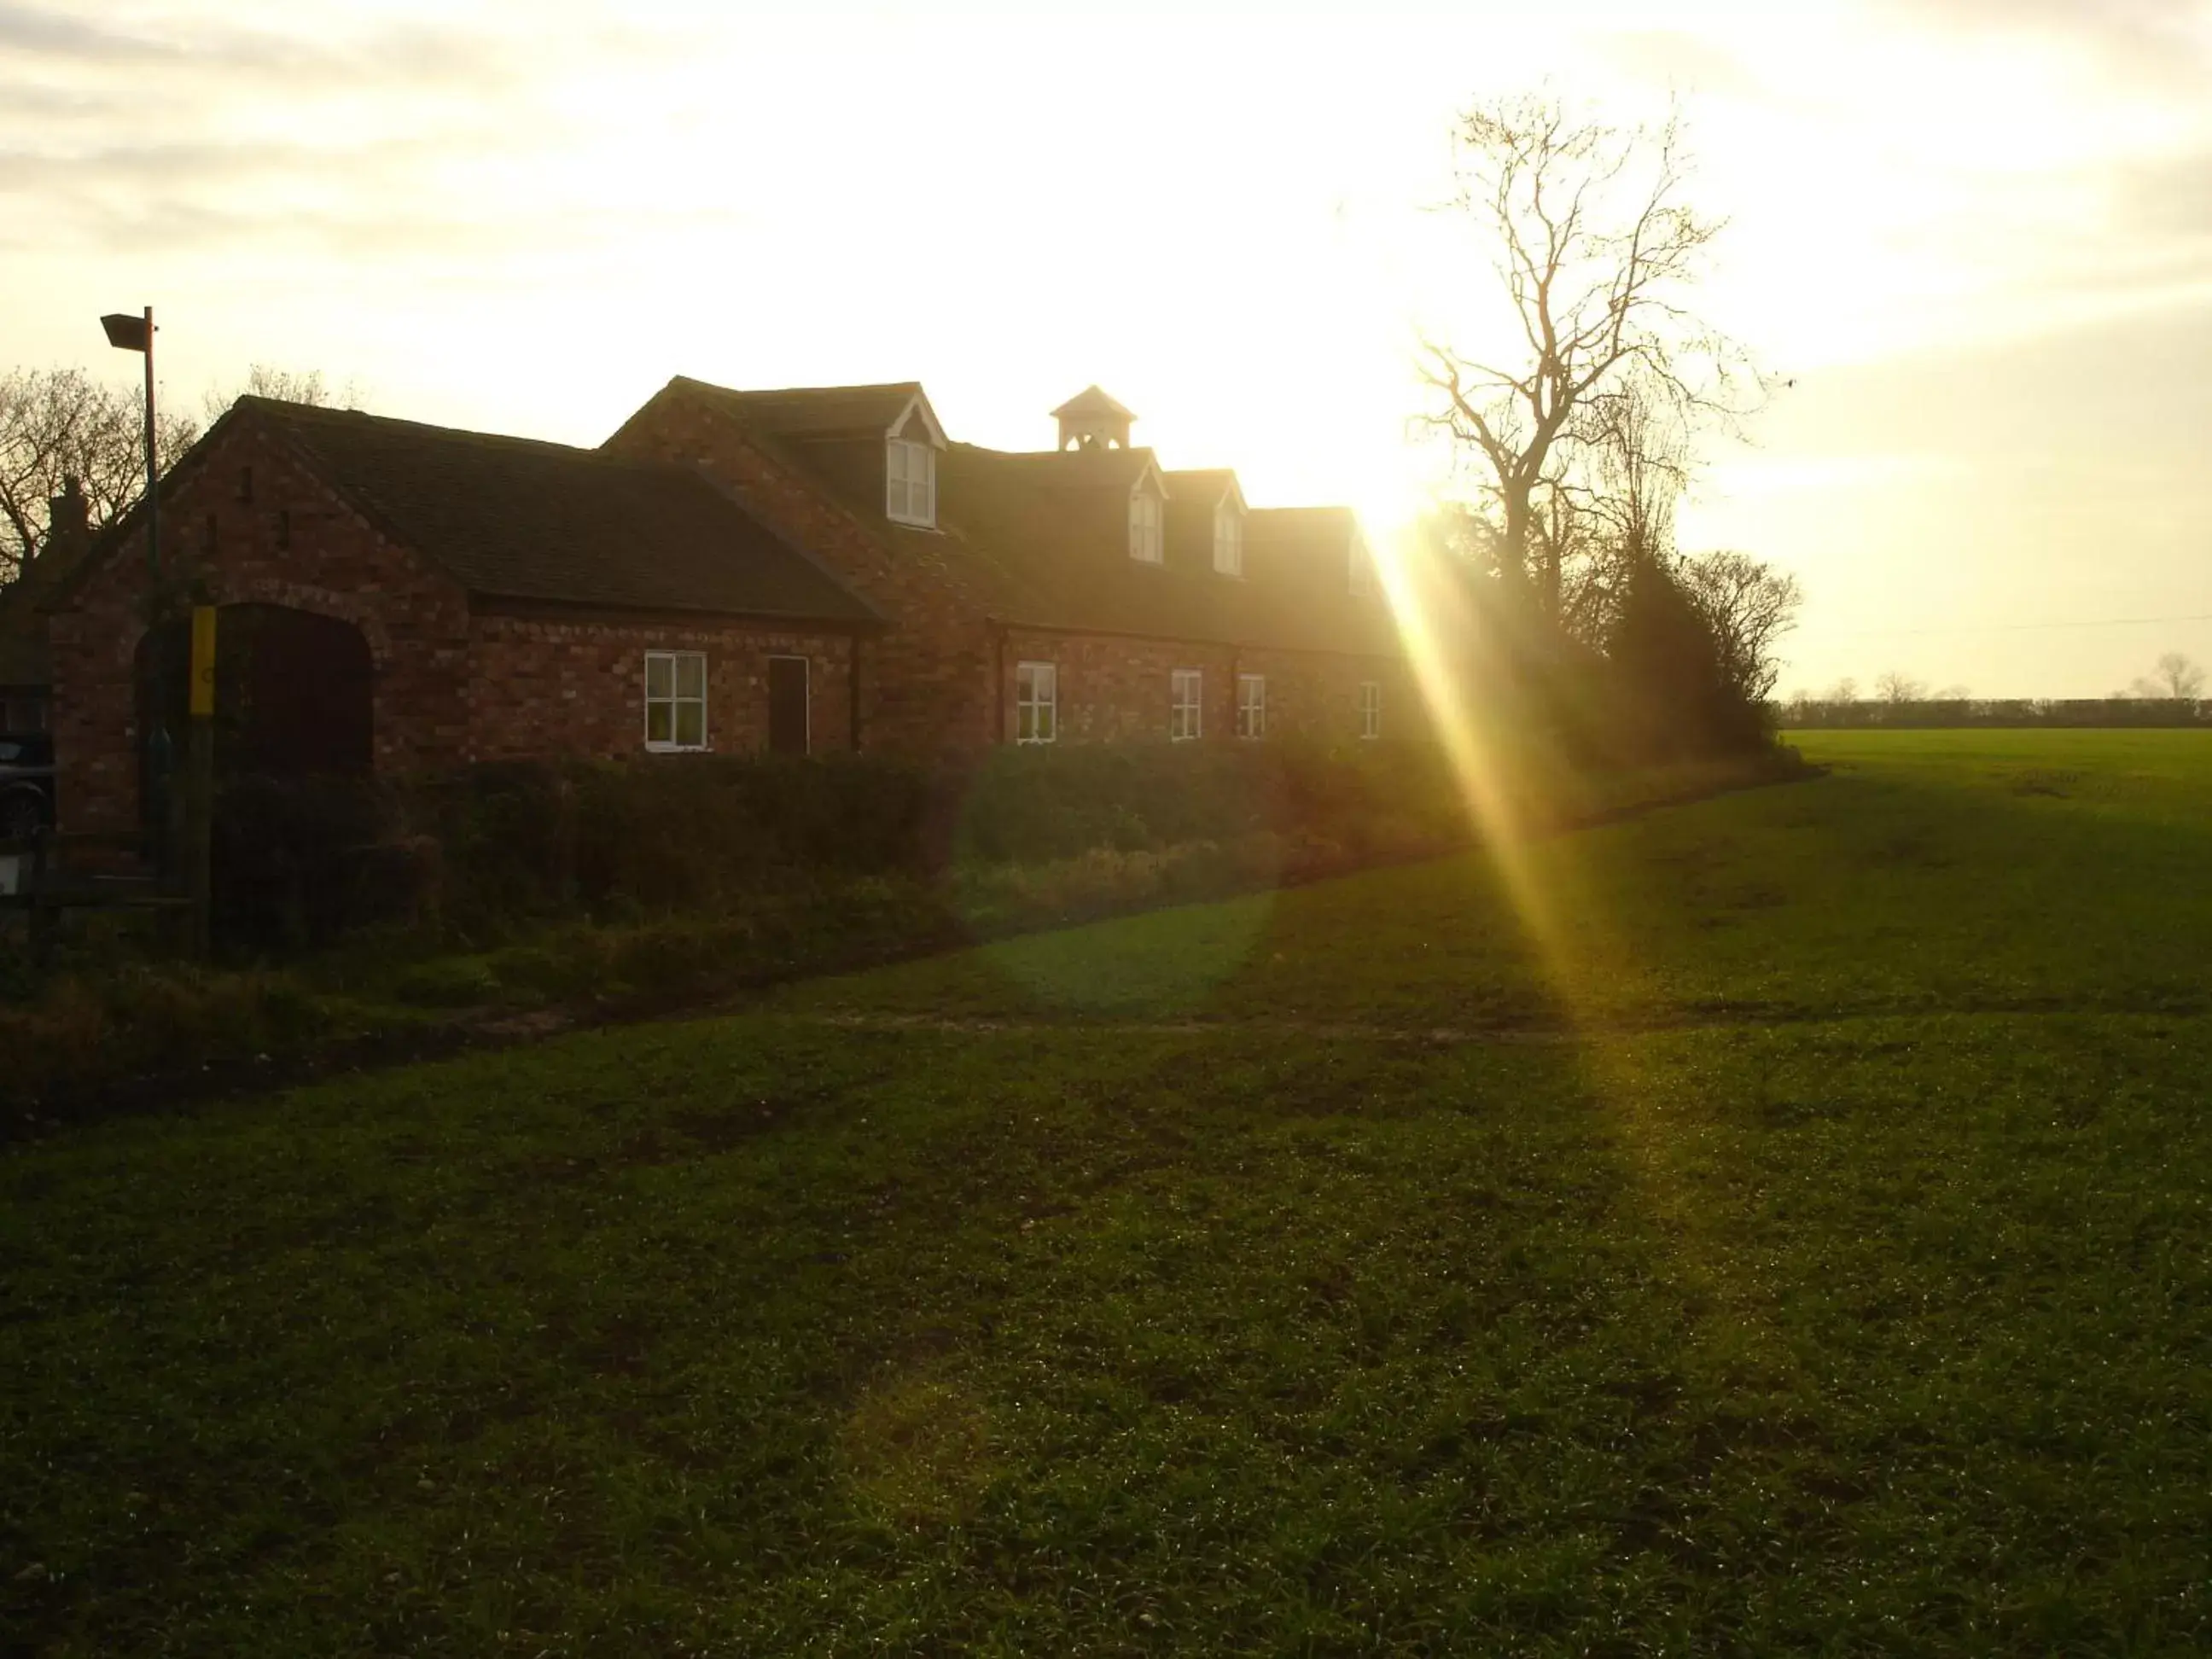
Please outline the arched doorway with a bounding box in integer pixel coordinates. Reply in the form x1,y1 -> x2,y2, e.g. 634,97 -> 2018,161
134,604 -> 375,830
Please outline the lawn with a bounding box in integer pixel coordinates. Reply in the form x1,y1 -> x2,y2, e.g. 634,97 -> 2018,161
3,730 -> 2209,1655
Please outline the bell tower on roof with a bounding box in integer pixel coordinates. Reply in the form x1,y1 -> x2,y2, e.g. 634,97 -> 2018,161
1051,385 -> 1135,451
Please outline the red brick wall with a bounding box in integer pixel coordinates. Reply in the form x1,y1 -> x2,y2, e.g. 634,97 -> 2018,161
46,412 -> 473,833
1238,646 -> 1427,745
999,630 -> 1233,743
998,628 -> 1426,747
604,389 -> 998,758
469,613 -> 855,760
47,409 -> 874,835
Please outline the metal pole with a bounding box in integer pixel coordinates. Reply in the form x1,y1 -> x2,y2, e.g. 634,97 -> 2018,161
140,306 -> 174,879
142,306 -> 157,583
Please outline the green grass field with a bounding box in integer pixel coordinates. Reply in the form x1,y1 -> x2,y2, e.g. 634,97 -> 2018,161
3,730 -> 2209,1654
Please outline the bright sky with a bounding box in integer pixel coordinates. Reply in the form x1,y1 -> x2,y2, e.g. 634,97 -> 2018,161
5,0 -> 2209,696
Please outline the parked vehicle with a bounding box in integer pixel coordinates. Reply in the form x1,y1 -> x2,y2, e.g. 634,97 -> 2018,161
0,733 -> 55,840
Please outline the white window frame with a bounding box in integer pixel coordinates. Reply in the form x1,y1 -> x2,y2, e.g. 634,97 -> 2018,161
1170,668 -> 1202,742
644,649 -> 708,752
886,437 -> 936,528
1213,501 -> 1244,577
1359,679 -> 1382,740
1129,487 -> 1163,564
1016,660 -> 1057,744
1237,672 -> 1266,741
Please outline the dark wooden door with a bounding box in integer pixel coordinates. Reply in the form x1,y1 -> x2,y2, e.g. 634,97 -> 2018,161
768,656 -> 810,756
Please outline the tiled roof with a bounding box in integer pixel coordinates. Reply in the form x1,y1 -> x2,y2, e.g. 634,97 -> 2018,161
987,446 -> 1160,495
243,399 -> 880,625
1162,468 -> 1238,504
935,446 -> 1400,657
1161,468 -> 1241,575
668,378 -> 922,441
1249,505 -> 1360,584
637,375 -> 1406,661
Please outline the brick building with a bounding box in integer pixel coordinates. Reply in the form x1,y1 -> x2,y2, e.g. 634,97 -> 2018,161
38,379 -> 1422,832
602,379 -> 1419,756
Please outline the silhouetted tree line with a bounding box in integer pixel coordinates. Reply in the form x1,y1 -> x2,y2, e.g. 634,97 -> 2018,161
1781,655 -> 2207,727
1780,696 -> 2209,730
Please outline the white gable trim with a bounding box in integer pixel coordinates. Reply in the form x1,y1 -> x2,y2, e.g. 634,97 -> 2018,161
884,389 -> 948,450
1129,458 -> 1169,501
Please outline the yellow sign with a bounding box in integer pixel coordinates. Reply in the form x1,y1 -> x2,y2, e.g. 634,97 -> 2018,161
189,605 -> 218,718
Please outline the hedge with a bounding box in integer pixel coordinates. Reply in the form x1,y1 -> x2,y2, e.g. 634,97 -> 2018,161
204,741 -> 1470,954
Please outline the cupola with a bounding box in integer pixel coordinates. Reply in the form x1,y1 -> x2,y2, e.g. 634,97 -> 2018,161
1051,385 -> 1135,451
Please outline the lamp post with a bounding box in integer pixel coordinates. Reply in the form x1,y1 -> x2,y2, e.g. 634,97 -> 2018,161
99,309 -> 159,586
100,308 -> 172,869
100,306 -> 172,862
101,306 -> 207,952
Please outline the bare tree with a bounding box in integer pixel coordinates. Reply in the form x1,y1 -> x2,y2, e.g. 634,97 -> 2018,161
1825,677 -> 1859,706
1875,671 -> 1928,704
1529,479 -> 1627,647
201,364 -> 363,425
1583,376 -> 1688,568
2129,651 -> 2205,700
1,367 -> 199,585
1551,373 -> 1693,645
1417,94 -> 1755,621
1675,550 -> 1803,705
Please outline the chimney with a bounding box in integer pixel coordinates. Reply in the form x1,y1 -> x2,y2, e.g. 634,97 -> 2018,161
43,475 -> 90,564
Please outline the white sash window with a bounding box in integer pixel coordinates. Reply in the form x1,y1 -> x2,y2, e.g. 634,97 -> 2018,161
1016,661 -> 1057,743
1237,673 -> 1266,740
1129,490 -> 1163,563
1214,504 -> 1243,576
644,650 -> 708,751
1171,668 -> 1202,741
887,438 -> 936,527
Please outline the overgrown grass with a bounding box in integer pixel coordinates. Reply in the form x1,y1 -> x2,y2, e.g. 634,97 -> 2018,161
3,731 -> 2207,1653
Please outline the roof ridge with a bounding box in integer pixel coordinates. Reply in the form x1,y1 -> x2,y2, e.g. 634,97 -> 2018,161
671,375 -> 924,400
955,442 -> 1159,462
240,398 -> 696,479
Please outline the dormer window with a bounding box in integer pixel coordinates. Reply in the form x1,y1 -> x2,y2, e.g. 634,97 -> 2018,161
1214,501 -> 1244,577
1348,531 -> 1375,597
1130,487 -> 1163,563
887,437 -> 935,527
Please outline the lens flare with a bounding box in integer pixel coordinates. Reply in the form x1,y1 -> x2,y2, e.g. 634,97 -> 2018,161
1367,523 -> 1584,992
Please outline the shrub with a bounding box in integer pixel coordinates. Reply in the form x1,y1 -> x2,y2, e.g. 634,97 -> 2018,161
200,742 -> 1470,958
390,957 -> 501,1009
1605,557 -> 1773,763
947,740 -> 1459,867
212,772 -> 424,950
